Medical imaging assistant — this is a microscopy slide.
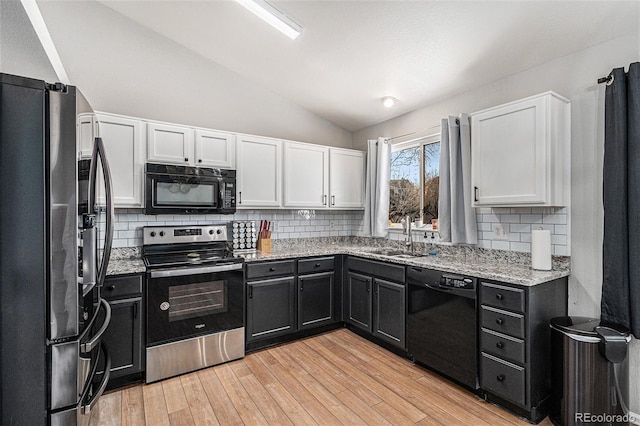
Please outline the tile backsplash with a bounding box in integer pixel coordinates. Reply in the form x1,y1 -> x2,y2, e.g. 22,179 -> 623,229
108,206 -> 569,256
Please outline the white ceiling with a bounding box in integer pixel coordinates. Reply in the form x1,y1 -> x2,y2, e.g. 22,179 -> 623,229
98,1 -> 638,132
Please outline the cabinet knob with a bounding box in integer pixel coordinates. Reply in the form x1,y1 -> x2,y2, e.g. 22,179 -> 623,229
496,318 -> 504,325
269,267 -> 275,272
496,374 -> 505,382
198,159 -> 202,163
107,285 -> 115,291
496,342 -> 504,349
496,293 -> 503,300
315,263 -> 321,268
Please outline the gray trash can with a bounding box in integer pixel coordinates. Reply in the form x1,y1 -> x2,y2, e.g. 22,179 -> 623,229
550,316 -> 631,425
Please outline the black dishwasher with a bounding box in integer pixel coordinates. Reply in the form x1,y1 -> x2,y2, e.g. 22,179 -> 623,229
407,267 -> 478,389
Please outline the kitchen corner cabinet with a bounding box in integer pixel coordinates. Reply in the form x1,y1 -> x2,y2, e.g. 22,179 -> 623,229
345,257 -> 406,349
329,148 -> 366,208
237,135 -> 282,208
102,274 -> 144,388
479,278 -> 567,422
95,113 -> 146,208
470,92 -> 570,207
284,142 -> 329,208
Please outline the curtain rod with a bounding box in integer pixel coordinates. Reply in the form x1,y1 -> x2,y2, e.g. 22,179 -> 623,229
597,74 -> 613,85
387,123 -> 441,142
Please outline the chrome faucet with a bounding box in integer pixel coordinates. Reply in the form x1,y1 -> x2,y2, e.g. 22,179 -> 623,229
403,215 -> 413,253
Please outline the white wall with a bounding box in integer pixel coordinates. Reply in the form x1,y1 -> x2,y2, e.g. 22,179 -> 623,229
0,1 -> 58,82
354,34 -> 640,413
34,1 -> 352,148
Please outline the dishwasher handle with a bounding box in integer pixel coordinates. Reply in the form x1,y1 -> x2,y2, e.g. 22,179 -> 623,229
408,279 -> 477,300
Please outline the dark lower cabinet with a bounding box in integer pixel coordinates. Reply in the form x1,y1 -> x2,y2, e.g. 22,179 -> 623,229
102,274 -> 144,389
246,276 -> 296,342
298,271 -> 334,330
373,278 -> 405,348
346,272 -> 372,331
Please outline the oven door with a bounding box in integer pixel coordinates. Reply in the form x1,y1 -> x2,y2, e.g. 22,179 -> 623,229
147,263 -> 244,346
146,172 -> 220,214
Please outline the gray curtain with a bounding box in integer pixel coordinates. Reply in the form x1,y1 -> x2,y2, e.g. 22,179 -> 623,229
438,114 -> 477,245
363,137 -> 391,237
602,62 -> 640,338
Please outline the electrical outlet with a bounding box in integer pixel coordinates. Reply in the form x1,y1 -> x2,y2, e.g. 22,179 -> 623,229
271,221 -> 277,232
493,224 -> 509,241
329,221 -> 335,229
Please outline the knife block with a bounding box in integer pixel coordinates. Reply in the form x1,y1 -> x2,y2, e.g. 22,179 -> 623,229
257,237 -> 272,253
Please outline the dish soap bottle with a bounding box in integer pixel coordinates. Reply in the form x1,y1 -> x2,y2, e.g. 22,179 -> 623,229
428,232 -> 437,256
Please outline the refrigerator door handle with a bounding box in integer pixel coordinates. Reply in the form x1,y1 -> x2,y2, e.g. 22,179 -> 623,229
81,298 -> 111,354
90,136 -> 114,288
79,342 -> 111,415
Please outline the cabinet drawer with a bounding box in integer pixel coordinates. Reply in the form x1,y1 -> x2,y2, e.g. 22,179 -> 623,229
481,306 -> 525,339
298,257 -> 334,275
480,282 -> 525,313
246,260 -> 295,280
481,353 -> 526,406
481,328 -> 525,364
348,257 -> 404,283
103,274 -> 143,299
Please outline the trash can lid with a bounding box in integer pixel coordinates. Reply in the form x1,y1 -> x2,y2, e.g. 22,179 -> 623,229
550,316 -> 601,337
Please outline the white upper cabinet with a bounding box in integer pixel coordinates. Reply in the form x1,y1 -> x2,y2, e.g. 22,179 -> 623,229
283,142 -> 329,208
95,113 -> 146,208
470,92 -> 570,207
146,122 -> 194,166
237,135 -> 282,208
194,129 -> 235,169
329,148 -> 366,208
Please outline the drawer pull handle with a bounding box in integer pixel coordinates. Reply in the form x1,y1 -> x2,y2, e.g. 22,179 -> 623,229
269,267 -> 275,272
315,263 -> 321,267
496,293 -> 503,300
496,318 -> 504,325
496,374 -> 505,382
107,285 -> 116,291
496,342 -> 504,349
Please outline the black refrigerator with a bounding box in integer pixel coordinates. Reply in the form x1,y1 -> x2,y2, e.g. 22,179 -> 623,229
0,73 -> 115,425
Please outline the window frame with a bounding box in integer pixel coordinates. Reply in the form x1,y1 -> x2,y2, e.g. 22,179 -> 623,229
389,133 -> 440,230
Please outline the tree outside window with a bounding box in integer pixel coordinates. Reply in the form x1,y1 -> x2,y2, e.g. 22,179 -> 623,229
389,139 -> 440,226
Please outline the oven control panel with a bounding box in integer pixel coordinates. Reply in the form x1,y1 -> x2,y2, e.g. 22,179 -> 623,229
143,225 -> 228,245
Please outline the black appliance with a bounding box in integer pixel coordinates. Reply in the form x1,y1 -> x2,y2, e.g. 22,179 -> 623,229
143,224 -> 245,383
145,163 -> 236,215
0,73 -> 114,425
407,267 -> 479,389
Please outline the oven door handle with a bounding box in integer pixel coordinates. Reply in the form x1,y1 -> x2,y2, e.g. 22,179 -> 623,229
149,263 -> 243,278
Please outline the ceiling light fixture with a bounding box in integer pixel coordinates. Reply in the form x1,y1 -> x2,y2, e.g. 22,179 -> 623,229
382,96 -> 397,108
235,0 -> 303,40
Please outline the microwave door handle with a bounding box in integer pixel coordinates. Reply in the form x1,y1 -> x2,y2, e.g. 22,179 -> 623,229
81,298 -> 112,354
94,137 -> 114,289
79,342 -> 111,415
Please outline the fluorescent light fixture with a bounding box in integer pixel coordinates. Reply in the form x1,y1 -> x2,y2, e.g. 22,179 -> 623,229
382,96 -> 397,108
236,0 -> 303,40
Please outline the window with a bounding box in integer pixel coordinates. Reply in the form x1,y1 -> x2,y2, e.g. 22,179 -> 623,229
389,137 -> 440,227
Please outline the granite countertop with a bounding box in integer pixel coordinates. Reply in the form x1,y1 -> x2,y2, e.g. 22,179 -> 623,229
106,239 -> 570,286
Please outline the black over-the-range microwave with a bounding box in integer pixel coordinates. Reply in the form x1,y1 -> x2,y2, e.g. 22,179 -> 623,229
145,163 -> 236,215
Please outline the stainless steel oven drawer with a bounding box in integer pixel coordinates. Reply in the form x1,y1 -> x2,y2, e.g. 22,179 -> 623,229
246,260 -> 295,280
481,353 -> 526,406
481,327 -> 525,364
298,256 -> 334,274
480,282 -> 525,313
481,306 -> 525,339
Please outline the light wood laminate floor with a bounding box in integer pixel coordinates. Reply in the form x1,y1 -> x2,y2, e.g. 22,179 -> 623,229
91,329 -> 552,425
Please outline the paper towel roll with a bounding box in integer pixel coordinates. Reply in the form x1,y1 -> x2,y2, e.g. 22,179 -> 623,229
531,229 -> 552,270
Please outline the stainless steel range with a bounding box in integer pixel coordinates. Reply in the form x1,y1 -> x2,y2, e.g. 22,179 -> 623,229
143,224 -> 245,383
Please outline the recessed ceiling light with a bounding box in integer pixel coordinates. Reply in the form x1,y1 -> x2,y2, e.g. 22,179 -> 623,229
382,96 -> 397,108
235,0 -> 303,40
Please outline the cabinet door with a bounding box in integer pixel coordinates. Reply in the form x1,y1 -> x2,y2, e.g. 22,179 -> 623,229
471,96 -> 547,205
373,278 -> 406,349
246,277 -> 296,342
329,149 -> 365,208
95,114 -> 145,207
346,272 -> 372,332
102,297 -> 143,379
194,129 -> 235,169
298,271 -> 334,330
147,122 -> 194,165
237,135 -> 282,207
284,142 -> 329,208
77,113 -> 95,159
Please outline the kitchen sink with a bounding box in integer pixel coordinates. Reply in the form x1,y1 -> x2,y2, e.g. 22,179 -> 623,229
368,249 -> 424,258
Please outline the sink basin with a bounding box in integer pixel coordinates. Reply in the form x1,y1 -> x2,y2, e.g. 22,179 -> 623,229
368,249 -> 423,258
